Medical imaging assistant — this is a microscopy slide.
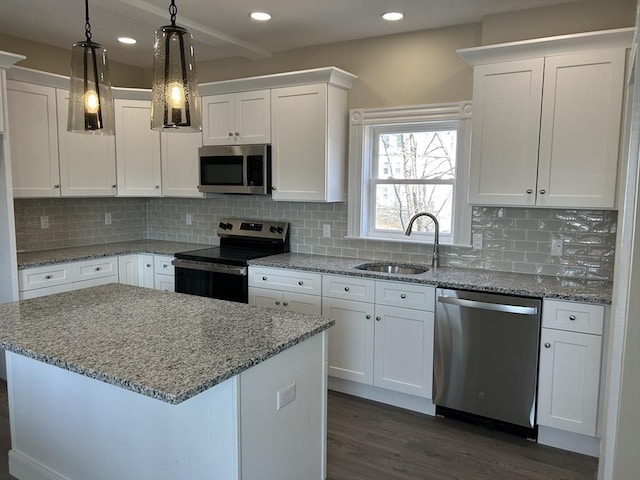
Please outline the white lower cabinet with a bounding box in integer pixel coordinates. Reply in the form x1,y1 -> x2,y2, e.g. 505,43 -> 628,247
153,255 -> 175,292
250,287 -> 321,315
248,267 -> 322,315
537,299 -> 605,438
118,254 -> 174,291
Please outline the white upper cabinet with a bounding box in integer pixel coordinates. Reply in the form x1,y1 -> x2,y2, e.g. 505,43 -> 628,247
160,131 -> 203,197
114,99 -> 162,196
459,28 -> 632,209
56,89 -> 117,197
202,90 -> 270,145
7,80 -> 60,197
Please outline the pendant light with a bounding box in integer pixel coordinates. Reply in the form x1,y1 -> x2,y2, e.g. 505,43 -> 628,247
68,0 -> 115,134
151,0 -> 201,132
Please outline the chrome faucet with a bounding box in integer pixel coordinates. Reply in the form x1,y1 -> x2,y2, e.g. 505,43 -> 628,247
404,212 -> 440,268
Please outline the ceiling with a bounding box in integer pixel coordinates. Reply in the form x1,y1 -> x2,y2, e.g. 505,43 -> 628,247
0,0 -> 582,68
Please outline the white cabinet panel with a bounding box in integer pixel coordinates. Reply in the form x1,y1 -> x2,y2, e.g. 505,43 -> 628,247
56,89 -> 117,197
249,287 -> 321,315
160,130 -> 203,198
375,280 -> 435,311
18,263 -> 73,291
154,274 -> 174,292
542,299 -> 605,335
154,255 -> 175,276
537,328 -> 602,436
373,305 -> 434,398
7,80 -> 60,197
115,99 -> 161,196
322,274 -> 375,303
72,257 -> 118,282
139,254 -> 155,289
249,267 -> 321,295
118,255 -> 140,286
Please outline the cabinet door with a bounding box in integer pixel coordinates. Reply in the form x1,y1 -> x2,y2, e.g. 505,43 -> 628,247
114,99 -> 161,196
323,297 -> 374,384
138,254 -> 155,289
56,89 -> 117,197
201,94 -> 235,145
160,131 -> 204,197
249,286 -> 282,309
154,274 -> 174,292
118,255 -> 140,286
271,84 -> 329,201
7,80 -> 60,197
537,50 -> 625,208
537,328 -> 602,436
468,59 -> 543,206
235,89 -> 270,144
283,291 -> 321,315
373,305 -> 434,398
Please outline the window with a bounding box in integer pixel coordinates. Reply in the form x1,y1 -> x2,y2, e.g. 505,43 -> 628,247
348,102 -> 472,245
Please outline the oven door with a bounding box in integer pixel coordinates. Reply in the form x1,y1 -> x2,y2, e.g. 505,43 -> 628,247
173,259 -> 248,303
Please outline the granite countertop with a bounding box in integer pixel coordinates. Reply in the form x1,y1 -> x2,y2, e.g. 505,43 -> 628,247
249,253 -> 613,304
17,240 -> 211,268
0,283 -> 334,405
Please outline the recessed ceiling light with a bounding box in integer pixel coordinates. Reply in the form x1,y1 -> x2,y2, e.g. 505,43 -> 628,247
382,12 -> 404,21
250,11 -> 271,21
118,37 -> 137,45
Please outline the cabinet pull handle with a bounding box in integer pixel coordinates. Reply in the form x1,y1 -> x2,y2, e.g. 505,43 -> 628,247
526,189 -> 533,194
298,281 -> 304,286
94,267 -> 101,271
544,342 -> 551,348
569,314 -> 576,321
283,302 -> 289,306
344,287 -> 350,292
400,293 -> 406,299
275,301 -> 280,305
45,275 -> 52,280
262,276 -> 267,281
365,314 -> 371,319
376,316 -> 381,321
539,189 -> 546,195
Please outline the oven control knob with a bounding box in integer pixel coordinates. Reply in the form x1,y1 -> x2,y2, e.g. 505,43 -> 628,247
219,222 -> 227,229
269,226 -> 277,233
225,223 -> 233,230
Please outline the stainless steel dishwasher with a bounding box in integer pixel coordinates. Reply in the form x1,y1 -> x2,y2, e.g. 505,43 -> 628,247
434,288 -> 541,437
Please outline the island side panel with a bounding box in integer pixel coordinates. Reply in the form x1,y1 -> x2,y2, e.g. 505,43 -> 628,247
6,352 -> 240,480
240,331 -> 328,480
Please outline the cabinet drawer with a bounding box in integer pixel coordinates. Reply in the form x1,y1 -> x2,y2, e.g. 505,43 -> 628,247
249,267 -> 321,295
322,274 -> 375,303
375,281 -> 435,311
19,264 -> 73,291
542,299 -> 604,335
154,255 -> 175,276
72,257 -> 118,282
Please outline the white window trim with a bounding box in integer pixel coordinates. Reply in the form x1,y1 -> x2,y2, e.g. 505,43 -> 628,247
347,102 -> 473,246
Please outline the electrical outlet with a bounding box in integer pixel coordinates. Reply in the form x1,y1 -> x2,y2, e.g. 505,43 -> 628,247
322,224 -> 331,238
551,238 -> 563,256
276,382 -> 296,410
472,233 -> 483,250
186,213 -> 192,225
40,216 -> 49,229
105,212 -> 112,225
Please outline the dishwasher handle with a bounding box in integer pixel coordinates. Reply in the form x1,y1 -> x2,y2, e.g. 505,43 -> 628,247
437,295 -> 538,315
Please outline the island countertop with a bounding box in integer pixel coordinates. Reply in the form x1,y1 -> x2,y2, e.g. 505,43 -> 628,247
0,283 -> 334,404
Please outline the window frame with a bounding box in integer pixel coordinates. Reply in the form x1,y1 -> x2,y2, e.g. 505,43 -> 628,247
347,102 -> 472,246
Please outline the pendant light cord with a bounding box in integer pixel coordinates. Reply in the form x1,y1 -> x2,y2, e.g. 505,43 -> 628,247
169,0 -> 177,27
84,0 -> 92,41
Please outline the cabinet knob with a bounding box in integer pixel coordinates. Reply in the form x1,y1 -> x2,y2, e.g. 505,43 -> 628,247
163,264 -> 168,268
275,301 -> 280,306
539,189 -> 546,195
262,276 -> 267,281
146,263 -> 152,268
112,184 -> 117,188
45,275 -> 52,280
94,267 -> 101,271
365,314 -> 371,319
54,184 -> 60,188
228,132 -> 234,137
376,316 -> 381,321
526,189 -> 533,194
155,185 -> 160,189
344,287 -> 350,292
235,132 -> 240,137
283,301 -> 289,307
569,314 -> 576,321
298,281 -> 304,286
271,186 -> 276,191
544,342 -> 551,348
400,293 -> 406,299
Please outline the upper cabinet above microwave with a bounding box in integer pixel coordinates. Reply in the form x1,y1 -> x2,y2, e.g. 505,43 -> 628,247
201,90 -> 271,146
458,28 -> 633,209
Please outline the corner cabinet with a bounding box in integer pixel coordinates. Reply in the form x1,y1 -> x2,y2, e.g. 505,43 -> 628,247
459,28 -> 632,209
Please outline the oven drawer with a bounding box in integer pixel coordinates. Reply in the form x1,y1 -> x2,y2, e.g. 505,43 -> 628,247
248,267 -> 321,295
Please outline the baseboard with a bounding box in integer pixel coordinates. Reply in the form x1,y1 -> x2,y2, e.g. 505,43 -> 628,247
328,377 -> 436,416
9,449 -> 69,480
537,425 -> 600,457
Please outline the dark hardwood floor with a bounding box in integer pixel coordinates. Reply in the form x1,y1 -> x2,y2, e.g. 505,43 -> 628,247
0,380 -> 596,479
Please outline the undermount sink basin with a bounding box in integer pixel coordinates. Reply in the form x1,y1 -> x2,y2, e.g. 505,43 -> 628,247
355,263 -> 429,275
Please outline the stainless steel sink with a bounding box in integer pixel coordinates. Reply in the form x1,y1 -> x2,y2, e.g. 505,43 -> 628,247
355,263 -> 429,275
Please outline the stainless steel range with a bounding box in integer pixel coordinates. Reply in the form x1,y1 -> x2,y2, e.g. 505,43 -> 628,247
173,218 -> 289,303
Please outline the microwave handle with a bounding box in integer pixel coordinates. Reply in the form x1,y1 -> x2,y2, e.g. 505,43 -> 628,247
242,153 -> 248,187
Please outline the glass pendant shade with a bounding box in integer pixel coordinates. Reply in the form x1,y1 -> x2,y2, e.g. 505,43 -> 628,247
68,40 -> 115,134
151,25 -> 201,132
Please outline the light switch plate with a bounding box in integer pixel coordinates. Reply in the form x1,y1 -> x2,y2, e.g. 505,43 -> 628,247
551,239 -> 563,256
105,212 -> 111,225
472,233 -> 483,250
40,216 -> 49,229
322,224 -> 331,237
186,213 -> 192,225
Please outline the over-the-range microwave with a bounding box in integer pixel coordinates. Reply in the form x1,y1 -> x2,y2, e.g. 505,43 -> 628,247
198,145 -> 271,195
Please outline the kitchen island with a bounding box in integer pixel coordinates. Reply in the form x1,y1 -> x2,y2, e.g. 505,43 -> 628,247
0,283 -> 334,480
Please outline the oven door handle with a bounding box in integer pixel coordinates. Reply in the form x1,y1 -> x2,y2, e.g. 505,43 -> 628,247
172,259 -> 247,276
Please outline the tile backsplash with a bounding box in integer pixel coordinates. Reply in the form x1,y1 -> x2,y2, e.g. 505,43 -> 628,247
14,197 -> 617,281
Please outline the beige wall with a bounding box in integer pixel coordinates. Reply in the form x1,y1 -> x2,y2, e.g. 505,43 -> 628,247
481,0 -> 636,45
0,32 -> 147,88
